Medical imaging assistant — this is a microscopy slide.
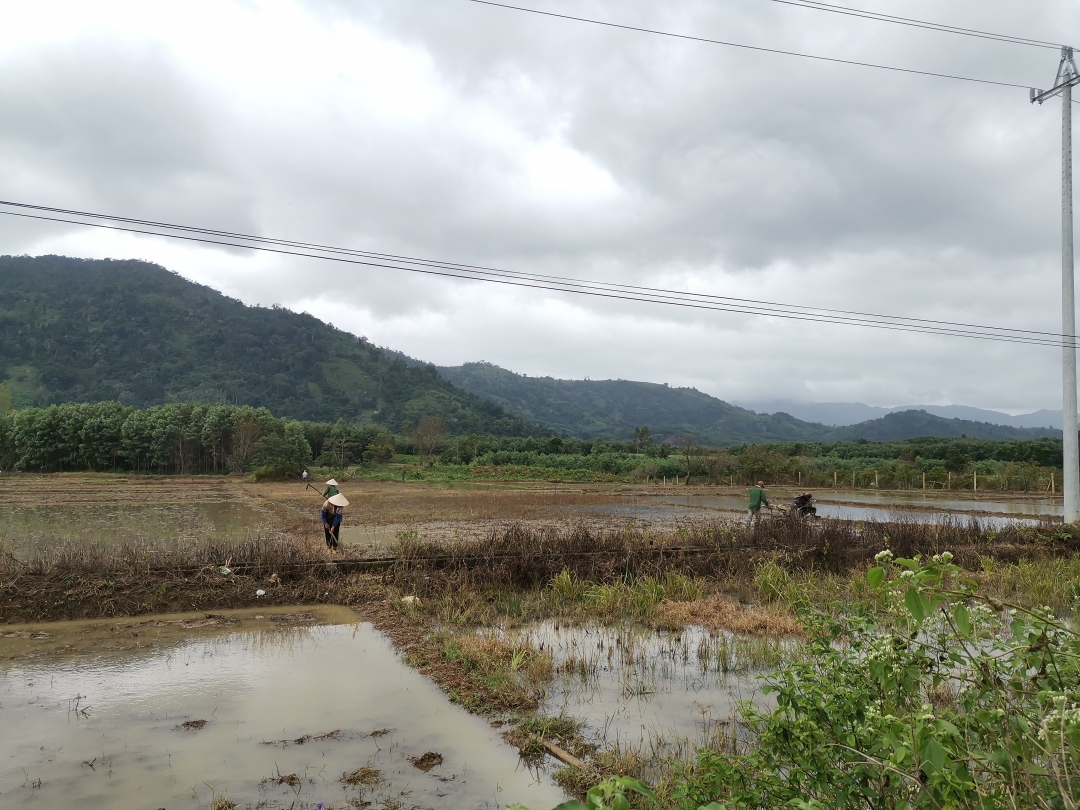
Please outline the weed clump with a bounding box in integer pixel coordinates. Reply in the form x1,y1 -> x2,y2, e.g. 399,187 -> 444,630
654,593 -> 800,636
342,766 -> 381,786
407,751 -> 443,772
505,714 -> 589,761
434,632 -> 552,711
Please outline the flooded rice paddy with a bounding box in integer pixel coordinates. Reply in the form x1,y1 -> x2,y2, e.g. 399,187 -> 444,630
0,607 -> 565,810
0,500 -> 271,559
575,491 -> 1062,526
503,622 -> 780,758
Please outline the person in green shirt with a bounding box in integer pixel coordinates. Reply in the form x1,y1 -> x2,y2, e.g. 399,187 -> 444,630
322,478 -> 340,499
747,480 -> 770,526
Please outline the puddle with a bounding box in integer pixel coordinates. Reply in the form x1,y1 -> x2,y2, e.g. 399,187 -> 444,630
0,500 -> 271,559
0,608 -> 566,809
339,525 -> 402,552
505,622 -> 781,753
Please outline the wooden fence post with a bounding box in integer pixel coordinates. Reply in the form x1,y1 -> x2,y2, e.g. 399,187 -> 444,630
974,469 -> 977,492
875,470 -> 879,488
922,472 -> 926,490
948,471 -> 952,490
834,471 -> 837,488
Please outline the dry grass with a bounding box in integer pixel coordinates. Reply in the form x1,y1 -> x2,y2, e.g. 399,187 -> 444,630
655,594 -> 802,637
342,766 -> 381,786
391,517 -> 1077,595
420,630 -> 553,713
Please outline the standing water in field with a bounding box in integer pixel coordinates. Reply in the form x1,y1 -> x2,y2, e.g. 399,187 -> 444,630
0,608 -> 566,809
578,492 -> 1060,526
0,500 -> 271,559
503,622 -> 785,757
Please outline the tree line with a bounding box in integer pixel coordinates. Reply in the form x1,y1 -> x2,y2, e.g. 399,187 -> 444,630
0,403 -> 1067,492
0,402 -> 398,477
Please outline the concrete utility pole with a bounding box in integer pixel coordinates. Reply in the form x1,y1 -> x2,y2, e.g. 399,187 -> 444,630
1033,47 -> 1080,523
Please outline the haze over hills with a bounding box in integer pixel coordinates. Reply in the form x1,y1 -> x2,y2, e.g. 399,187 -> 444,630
735,400 -> 1063,430
0,255 -> 536,435
437,363 -> 1058,444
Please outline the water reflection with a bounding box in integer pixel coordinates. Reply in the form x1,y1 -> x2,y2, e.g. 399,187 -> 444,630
0,610 -> 566,810
505,622 -> 782,755
574,492 -> 1061,526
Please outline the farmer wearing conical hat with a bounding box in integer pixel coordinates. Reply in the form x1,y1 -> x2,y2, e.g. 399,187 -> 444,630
322,478 -> 340,499
320,492 -> 349,551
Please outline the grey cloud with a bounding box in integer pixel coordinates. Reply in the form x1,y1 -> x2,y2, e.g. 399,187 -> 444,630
0,37 -> 256,236
1,0 -> 1077,412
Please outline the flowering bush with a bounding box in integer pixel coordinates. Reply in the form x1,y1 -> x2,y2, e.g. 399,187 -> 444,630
674,551 -> 1080,809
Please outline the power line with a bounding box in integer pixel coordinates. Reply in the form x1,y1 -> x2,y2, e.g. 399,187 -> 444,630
3,198 -> 1073,344
1,199 -> 1075,349
462,0 -> 1032,89
759,0 -> 1063,50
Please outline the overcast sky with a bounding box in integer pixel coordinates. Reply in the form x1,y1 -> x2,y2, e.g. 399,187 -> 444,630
0,0 -> 1076,412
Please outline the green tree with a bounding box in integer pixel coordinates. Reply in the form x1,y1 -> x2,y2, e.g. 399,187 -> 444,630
411,416 -> 450,466
252,420 -> 312,477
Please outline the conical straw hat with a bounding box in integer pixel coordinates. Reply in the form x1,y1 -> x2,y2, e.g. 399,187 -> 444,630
328,493 -> 349,507
325,478 -> 339,486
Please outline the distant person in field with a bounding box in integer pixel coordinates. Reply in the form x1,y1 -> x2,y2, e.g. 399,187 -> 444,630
321,493 -> 348,551
322,478 -> 339,499
747,481 -> 770,526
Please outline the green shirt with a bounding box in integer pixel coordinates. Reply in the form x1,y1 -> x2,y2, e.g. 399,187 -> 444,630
749,486 -> 769,510
323,485 -> 340,498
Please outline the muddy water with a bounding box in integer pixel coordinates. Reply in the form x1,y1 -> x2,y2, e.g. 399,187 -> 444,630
339,524 -> 402,551
0,607 -> 565,810
506,623 -> 779,750
0,500 -> 270,559
580,492 -> 1060,525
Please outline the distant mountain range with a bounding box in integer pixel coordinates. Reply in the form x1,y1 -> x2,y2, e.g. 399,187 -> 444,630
438,363 -> 1059,444
735,399 -> 1063,430
0,255 -> 1062,446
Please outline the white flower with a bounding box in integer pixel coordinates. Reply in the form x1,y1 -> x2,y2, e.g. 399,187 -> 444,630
1039,696 -> 1080,746
940,551 -> 954,563
875,550 -> 894,564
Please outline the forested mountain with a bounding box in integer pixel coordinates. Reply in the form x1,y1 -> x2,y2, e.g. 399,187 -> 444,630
438,362 -> 1057,444
738,399 -> 1062,429
0,255 -> 537,435
0,256 -> 1060,446
826,411 -> 1057,442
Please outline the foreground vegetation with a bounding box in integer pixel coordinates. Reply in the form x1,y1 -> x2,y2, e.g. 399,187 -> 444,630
3,513 -> 1080,809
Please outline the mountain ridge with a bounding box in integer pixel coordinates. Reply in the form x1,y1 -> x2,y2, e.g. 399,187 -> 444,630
0,255 -> 1060,445
437,362 -> 1058,444
0,255 -> 539,436
735,399 -> 1062,429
